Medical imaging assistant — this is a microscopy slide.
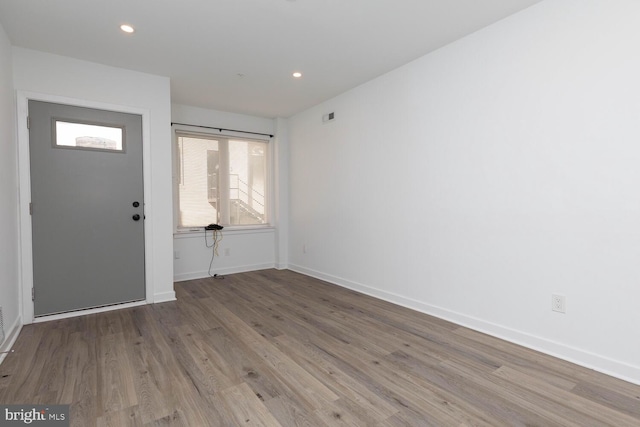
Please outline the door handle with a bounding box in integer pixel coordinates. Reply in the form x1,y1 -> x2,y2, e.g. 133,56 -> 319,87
132,214 -> 141,221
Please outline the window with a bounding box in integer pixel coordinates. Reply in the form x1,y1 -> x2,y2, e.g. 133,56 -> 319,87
175,129 -> 270,229
55,120 -> 124,151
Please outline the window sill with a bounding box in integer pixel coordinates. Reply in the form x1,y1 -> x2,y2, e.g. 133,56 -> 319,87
173,225 -> 276,239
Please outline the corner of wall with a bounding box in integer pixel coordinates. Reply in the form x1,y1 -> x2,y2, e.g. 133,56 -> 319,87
0,20 -> 21,341
0,315 -> 23,366
274,117 -> 290,269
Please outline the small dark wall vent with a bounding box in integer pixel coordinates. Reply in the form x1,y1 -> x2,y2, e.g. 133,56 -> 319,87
322,112 -> 335,123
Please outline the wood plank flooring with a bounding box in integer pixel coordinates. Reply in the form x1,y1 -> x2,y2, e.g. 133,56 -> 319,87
1,269 -> 639,426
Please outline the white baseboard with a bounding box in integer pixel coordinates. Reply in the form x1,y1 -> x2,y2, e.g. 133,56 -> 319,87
174,262 -> 275,282
288,264 -> 640,386
0,316 -> 23,365
154,291 -> 177,303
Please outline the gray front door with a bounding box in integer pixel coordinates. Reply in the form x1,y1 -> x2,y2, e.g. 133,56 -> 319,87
29,101 -> 145,316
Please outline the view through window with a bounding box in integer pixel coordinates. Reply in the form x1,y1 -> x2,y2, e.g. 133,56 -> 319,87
176,132 -> 268,228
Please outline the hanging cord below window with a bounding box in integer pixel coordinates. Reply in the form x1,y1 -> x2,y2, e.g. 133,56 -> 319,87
205,228 -> 225,279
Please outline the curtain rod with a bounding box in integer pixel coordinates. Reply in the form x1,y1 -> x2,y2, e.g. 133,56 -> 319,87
171,122 -> 274,138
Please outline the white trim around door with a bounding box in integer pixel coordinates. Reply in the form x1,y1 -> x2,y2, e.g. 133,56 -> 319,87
16,91 -> 155,324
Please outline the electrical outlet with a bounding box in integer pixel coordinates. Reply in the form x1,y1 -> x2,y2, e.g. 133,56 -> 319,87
302,244 -> 306,254
174,250 -> 181,260
224,248 -> 231,256
552,294 -> 566,313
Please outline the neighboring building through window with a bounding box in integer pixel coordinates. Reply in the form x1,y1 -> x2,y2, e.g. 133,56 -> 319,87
175,130 -> 269,228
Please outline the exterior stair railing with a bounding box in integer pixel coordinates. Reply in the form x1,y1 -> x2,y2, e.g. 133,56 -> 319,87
230,174 -> 265,222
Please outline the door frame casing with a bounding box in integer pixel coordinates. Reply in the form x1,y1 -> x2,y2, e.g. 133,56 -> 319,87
16,91 -> 155,324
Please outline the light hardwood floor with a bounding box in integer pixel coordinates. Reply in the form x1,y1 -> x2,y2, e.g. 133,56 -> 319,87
1,269 -> 639,426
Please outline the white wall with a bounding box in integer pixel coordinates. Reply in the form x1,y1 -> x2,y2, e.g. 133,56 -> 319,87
274,117 -> 290,269
288,0 -> 640,384
0,23 -> 20,348
172,104 -> 280,280
12,48 -> 175,311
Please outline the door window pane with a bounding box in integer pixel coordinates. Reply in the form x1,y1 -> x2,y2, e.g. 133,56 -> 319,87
55,120 -> 124,151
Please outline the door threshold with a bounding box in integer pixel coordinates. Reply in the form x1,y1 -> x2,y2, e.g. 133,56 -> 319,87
33,300 -> 147,323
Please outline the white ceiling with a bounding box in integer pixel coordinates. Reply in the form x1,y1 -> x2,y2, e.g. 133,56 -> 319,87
0,0 -> 542,118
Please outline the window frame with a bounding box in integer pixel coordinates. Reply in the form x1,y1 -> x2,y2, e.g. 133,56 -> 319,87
172,124 -> 273,233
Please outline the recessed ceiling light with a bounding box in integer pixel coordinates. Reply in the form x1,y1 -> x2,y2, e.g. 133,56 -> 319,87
120,24 -> 135,34
292,72 -> 302,78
